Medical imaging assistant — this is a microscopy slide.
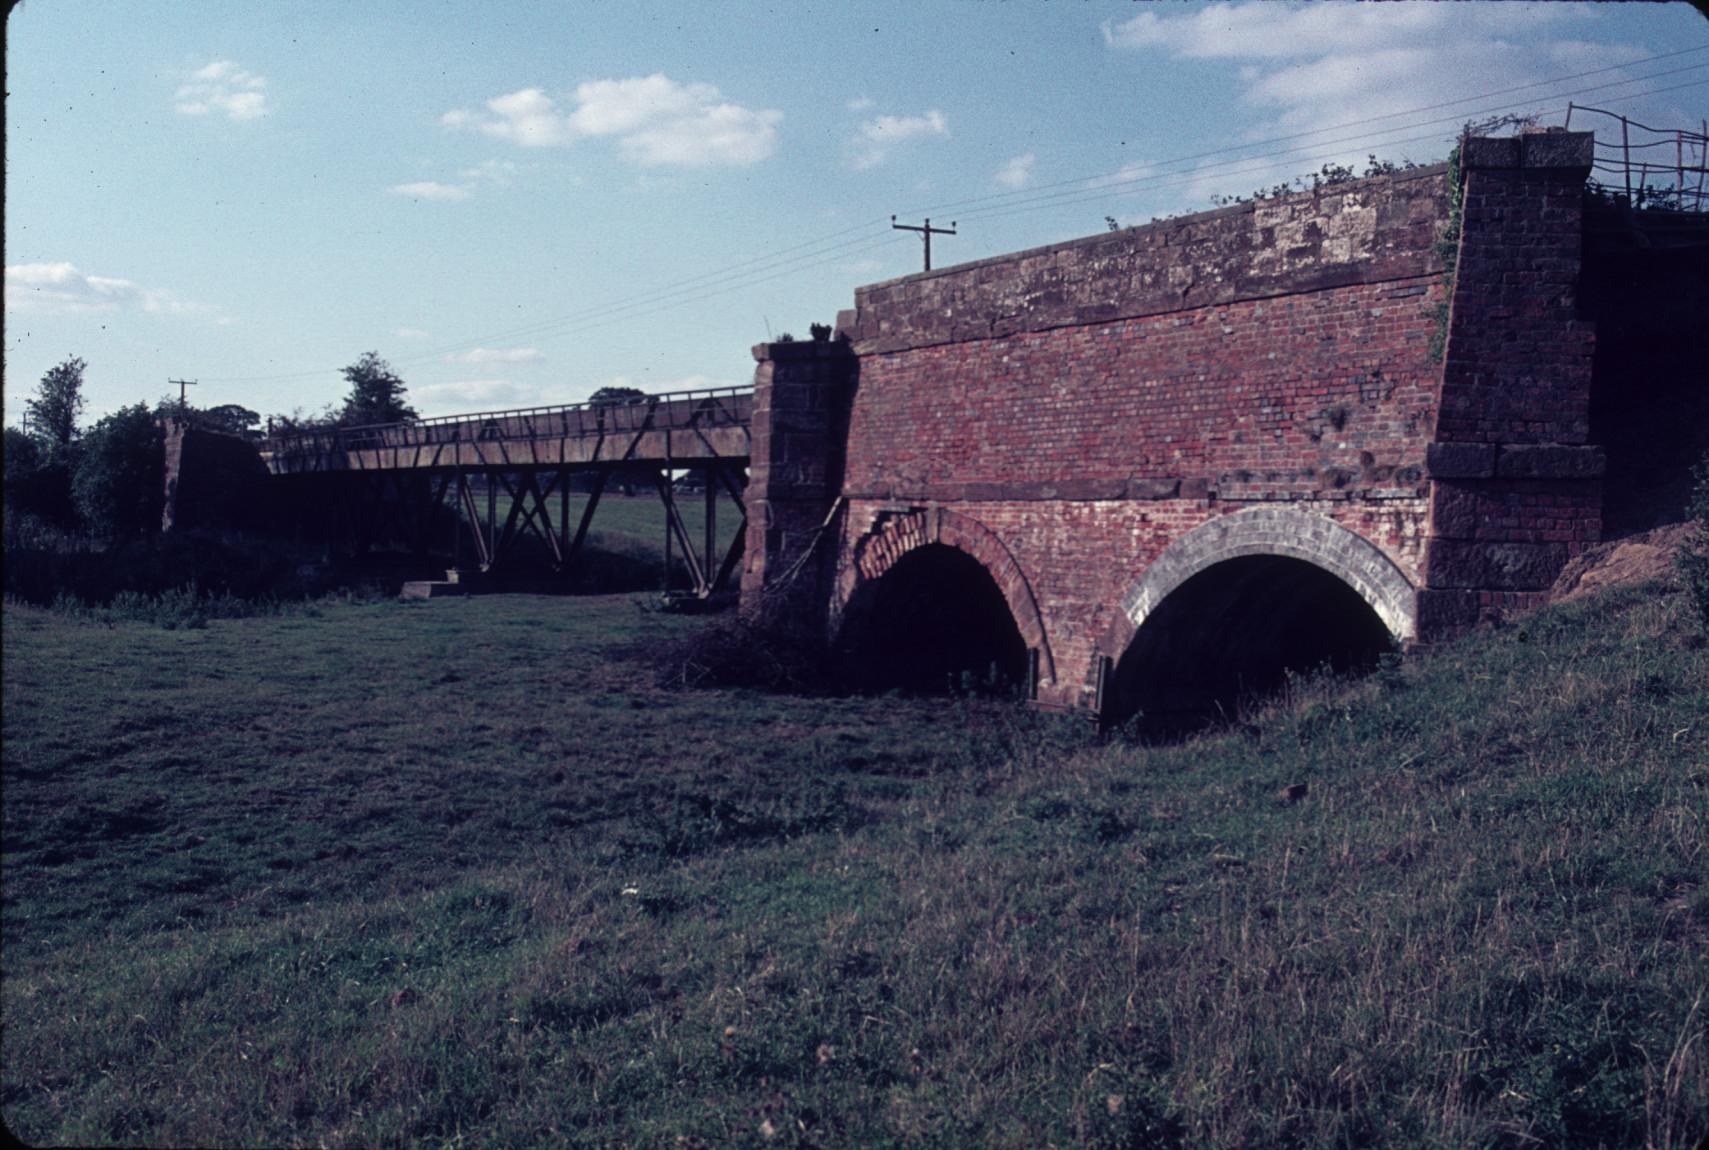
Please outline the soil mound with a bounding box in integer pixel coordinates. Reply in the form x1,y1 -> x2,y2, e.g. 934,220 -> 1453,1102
1550,522 -> 1693,603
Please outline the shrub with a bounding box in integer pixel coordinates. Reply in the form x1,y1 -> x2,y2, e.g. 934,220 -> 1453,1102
4,425 -> 77,528
1679,449 -> 1709,631
72,404 -> 164,541
653,609 -> 826,691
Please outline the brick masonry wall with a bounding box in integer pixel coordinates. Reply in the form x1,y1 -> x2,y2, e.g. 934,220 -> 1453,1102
161,420 -> 271,533
739,341 -> 857,619
742,136 -> 1611,707
824,167 -> 1454,706
1421,132 -> 1602,629
833,494 -> 1430,709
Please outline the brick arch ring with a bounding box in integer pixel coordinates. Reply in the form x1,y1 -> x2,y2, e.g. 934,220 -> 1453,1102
834,508 -> 1057,687
1113,506 -> 1418,649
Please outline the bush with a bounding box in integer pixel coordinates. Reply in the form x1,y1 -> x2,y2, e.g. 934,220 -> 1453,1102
4,426 -> 77,529
653,609 -> 827,691
3,530 -> 326,609
1679,449 -> 1709,631
72,404 -> 164,541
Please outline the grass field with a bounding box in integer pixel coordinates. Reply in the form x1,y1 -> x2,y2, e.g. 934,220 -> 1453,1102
456,489 -> 744,594
3,580 -> 1706,1147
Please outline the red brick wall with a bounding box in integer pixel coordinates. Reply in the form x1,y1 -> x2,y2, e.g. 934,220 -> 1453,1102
1421,132 -> 1602,630
828,166 -> 1454,706
743,135 -> 1606,708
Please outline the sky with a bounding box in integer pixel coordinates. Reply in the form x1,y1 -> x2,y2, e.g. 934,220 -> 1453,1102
5,0 -> 1707,427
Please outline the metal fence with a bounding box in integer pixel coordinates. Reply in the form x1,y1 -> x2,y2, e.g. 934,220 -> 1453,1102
1567,104 -> 1708,212
264,383 -> 754,457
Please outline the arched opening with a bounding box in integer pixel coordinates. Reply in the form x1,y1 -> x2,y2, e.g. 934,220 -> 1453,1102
1106,554 -> 1396,737
838,543 -> 1030,696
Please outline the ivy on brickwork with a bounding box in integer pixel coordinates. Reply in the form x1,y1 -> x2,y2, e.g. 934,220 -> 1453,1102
1428,114 -> 1540,363
1207,155 -> 1418,209
1427,142 -> 1463,363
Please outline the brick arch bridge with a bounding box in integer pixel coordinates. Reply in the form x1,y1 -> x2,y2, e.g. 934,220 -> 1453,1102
833,506 -> 1056,690
233,131 -> 1703,716
740,132 -> 1656,713
1113,506 -> 1418,646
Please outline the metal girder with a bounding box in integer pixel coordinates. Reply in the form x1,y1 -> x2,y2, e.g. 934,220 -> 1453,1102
655,470 -> 709,595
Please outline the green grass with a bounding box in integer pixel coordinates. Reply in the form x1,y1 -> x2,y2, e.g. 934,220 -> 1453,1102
475,488 -> 742,568
3,582 -> 1706,1148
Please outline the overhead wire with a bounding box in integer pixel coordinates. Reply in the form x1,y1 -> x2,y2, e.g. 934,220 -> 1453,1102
958,76 -> 1709,227
946,66 -> 1709,224
899,44 -> 1709,220
203,51 -> 1709,387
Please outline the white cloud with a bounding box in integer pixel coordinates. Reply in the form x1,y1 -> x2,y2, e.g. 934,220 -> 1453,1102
463,87 -> 577,147
849,109 -> 950,170
1099,2 -> 1669,205
1102,4 -> 1453,58
5,262 -> 210,317
389,159 -> 522,203
367,371 -> 751,419
443,74 -> 782,167
1087,160 -> 1155,190
175,59 -> 269,121
447,347 -> 544,365
995,152 -> 1036,189
412,379 -> 545,414
847,95 -> 876,112
389,181 -> 473,202
458,159 -> 519,184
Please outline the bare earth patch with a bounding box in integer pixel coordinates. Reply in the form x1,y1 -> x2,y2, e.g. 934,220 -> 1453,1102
1550,522 -> 1692,604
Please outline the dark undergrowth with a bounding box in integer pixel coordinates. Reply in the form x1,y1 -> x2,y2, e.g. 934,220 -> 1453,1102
2,581 -> 1705,1148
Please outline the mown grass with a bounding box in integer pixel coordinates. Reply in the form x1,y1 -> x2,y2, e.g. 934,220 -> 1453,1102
2,582 -> 1706,1148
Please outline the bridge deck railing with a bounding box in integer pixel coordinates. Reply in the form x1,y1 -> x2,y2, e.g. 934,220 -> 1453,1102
263,383 -> 754,458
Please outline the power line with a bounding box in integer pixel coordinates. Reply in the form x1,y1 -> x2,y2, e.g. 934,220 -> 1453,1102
200,51 -> 1709,387
205,230 -> 910,384
521,71 -> 1709,337
891,217 -> 957,271
955,75 -> 1709,227
941,63 -> 1709,225
901,46 -> 1709,221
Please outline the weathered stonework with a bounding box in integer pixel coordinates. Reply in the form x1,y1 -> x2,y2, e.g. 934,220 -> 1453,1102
161,419 -> 271,533
738,340 -> 857,620
743,134 -> 1612,711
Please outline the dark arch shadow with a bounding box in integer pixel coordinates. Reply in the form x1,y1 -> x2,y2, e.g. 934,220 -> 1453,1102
1105,554 -> 1396,738
836,543 -> 1030,697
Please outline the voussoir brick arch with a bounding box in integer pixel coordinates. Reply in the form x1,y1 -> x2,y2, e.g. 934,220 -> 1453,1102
837,508 -> 1057,687
1115,507 -> 1418,647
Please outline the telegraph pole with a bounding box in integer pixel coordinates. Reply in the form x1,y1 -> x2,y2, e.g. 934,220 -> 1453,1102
891,216 -> 956,272
169,378 -> 198,414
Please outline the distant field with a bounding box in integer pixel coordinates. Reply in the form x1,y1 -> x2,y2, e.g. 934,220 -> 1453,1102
2,583 -> 1706,1147
465,488 -> 743,591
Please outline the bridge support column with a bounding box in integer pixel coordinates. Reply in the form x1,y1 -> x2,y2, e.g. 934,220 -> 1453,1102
740,339 -> 856,627
1423,130 -> 1603,634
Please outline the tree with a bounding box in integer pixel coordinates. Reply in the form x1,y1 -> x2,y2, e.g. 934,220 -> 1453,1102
8,358 -> 87,527
2,427 -> 55,523
338,352 -> 416,426
588,385 -> 647,406
25,357 -> 86,457
72,404 -> 165,540
201,404 -> 262,437
154,398 -> 263,438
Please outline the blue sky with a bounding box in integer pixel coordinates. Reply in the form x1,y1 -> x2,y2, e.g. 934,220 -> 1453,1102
6,0 -> 1706,426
